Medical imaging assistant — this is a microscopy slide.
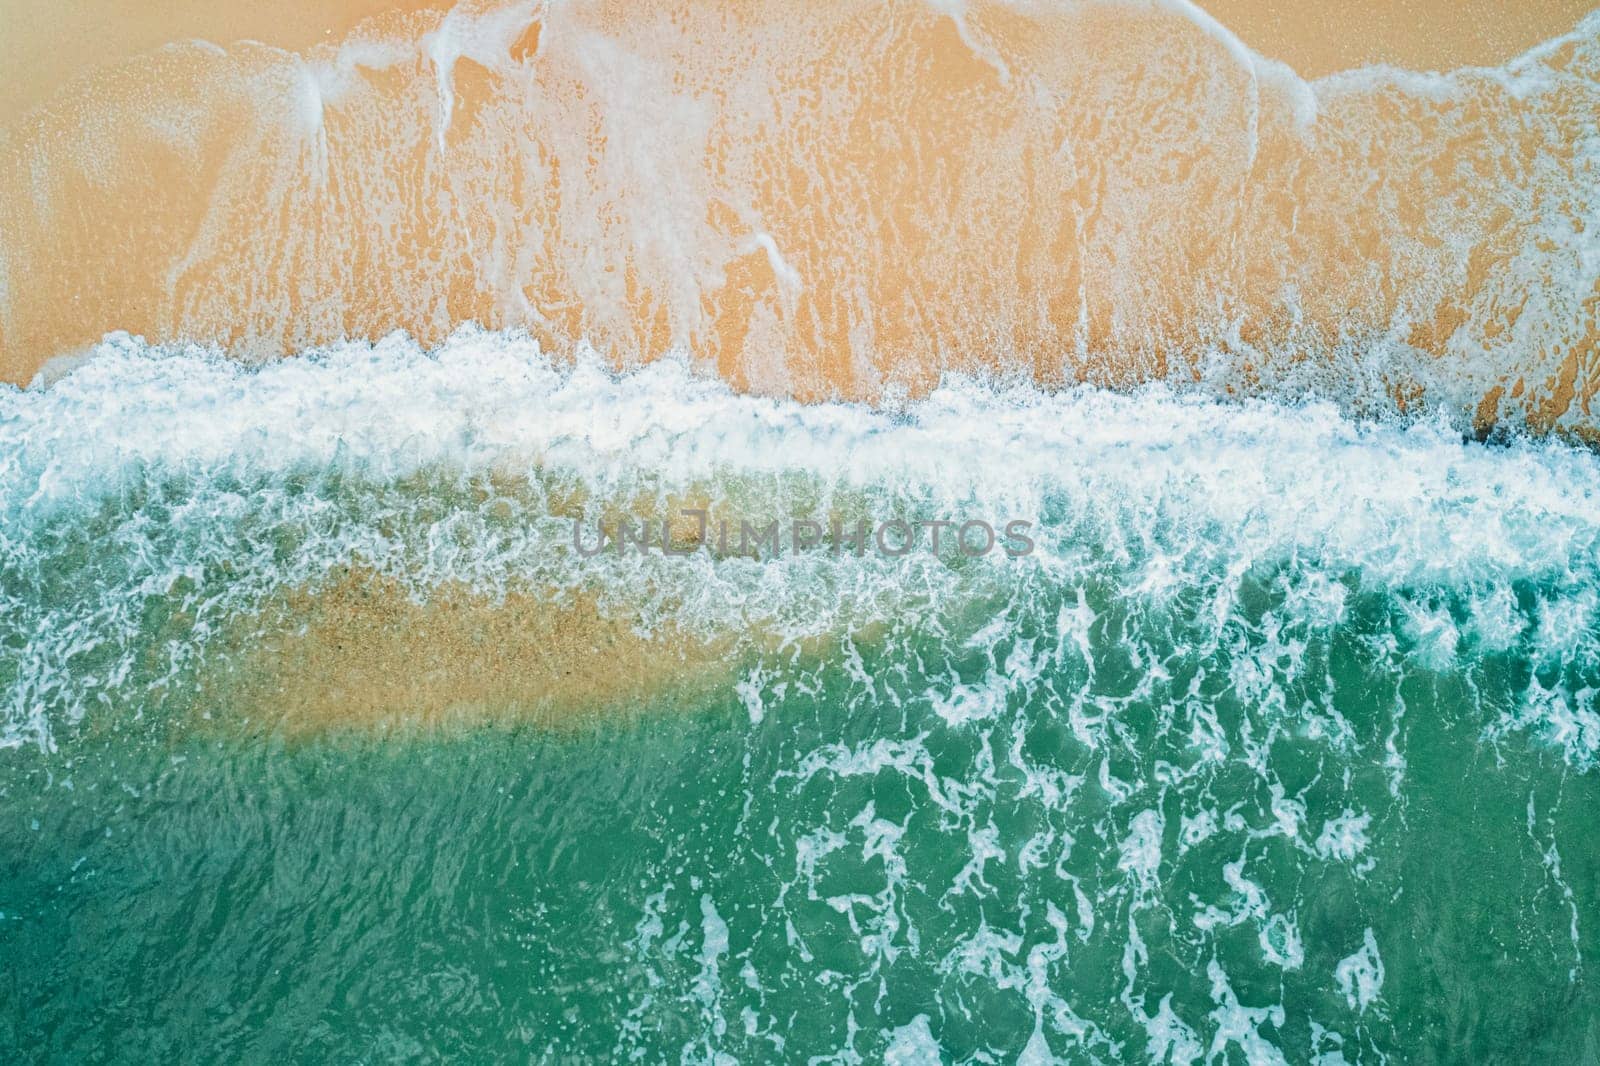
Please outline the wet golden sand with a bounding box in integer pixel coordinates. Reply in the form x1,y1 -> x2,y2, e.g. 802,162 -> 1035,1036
0,0 -> 451,119
2,0 -> 1583,119
1201,0 -> 1594,76
2,0 -> 1598,432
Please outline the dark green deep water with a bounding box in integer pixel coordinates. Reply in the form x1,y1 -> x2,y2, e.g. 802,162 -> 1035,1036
4,339 -> 1600,1063
4,587 -> 1600,1063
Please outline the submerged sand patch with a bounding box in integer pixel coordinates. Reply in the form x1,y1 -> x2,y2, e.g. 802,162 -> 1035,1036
198,571 -> 744,738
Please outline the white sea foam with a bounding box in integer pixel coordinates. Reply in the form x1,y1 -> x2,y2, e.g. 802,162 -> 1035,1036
1,326 -> 1597,762
1334,930 -> 1386,1014
10,328 -> 1600,574
1315,811 -> 1372,865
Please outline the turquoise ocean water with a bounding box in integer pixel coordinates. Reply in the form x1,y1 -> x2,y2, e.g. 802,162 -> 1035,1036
3,330 -> 1600,1062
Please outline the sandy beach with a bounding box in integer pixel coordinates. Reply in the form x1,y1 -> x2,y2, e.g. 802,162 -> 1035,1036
4,0 -> 1587,118
1,0 -> 1597,433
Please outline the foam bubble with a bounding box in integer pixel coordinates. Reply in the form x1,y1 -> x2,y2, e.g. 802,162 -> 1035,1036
1334,930 -> 1386,1014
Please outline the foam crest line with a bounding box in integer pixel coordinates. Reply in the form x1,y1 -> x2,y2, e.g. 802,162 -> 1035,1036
6,329 -> 1600,581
